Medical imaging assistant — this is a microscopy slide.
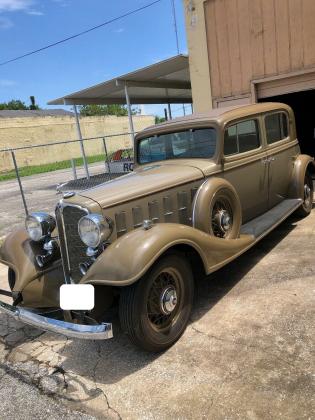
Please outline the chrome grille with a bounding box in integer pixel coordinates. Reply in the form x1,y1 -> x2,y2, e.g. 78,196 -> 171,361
56,204 -> 88,283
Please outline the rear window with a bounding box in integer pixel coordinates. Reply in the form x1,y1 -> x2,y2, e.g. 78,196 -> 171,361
224,119 -> 260,156
265,112 -> 289,144
137,128 -> 217,164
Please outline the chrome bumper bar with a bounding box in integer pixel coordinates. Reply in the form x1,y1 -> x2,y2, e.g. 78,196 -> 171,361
0,300 -> 113,340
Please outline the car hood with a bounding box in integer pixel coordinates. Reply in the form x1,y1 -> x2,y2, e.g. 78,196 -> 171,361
74,162 -> 205,209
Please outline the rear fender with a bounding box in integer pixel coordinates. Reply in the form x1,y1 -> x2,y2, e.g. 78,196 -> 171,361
80,223 -> 254,286
289,154 -> 314,199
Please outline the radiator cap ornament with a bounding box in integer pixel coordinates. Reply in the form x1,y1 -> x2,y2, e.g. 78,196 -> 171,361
63,192 -> 75,199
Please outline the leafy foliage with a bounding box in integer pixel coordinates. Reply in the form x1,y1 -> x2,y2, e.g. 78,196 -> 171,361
155,116 -> 166,124
0,98 -> 40,110
79,104 -> 139,117
0,99 -> 28,110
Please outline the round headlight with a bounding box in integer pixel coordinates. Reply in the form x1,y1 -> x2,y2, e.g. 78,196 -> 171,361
78,214 -> 112,248
25,212 -> 56,242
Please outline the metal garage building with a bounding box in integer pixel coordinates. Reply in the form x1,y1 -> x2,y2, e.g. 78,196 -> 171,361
185,0 -> 315,156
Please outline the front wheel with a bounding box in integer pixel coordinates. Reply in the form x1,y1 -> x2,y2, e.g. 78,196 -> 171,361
119,253 -> 194,352
295,172 -> 313,217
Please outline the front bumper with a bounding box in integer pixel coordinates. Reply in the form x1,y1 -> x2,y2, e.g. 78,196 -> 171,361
0,300 -> 113,340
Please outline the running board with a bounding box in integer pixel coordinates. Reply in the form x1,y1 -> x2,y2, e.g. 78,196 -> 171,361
240,199 -> 303,239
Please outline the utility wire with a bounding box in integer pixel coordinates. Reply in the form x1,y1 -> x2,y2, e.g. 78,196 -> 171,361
171,0 -> 179,54
0,0 -> 162,67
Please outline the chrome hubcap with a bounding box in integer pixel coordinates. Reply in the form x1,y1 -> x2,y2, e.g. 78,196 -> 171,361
304,184 -> 311,206
147,268 -> 182,330
160,287 -> 178,314
213,208 -> 232,237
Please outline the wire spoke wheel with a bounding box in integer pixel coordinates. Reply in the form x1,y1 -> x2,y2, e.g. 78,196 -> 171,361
119,253 -> 194,352
211,198 -> 233,238
296,171 -> 313,218
147,268 -> 182,332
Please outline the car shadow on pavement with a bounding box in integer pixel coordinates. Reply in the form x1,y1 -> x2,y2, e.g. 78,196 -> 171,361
58,215 -> 299,387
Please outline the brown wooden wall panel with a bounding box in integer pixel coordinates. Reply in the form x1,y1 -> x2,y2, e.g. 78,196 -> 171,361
288,0 -> 304,70
249,0 -> 265,77
274,0 -> 290,73
215,0 -> 232,96
236,0 -> 252,92
226,0 -> 242,94
204,0 -> 315,100
302,0 -> 315,67
204,0 -> 221,97
261,0 -> 278,75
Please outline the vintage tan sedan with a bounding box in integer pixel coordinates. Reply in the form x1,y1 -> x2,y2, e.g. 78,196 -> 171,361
0,103 -> 313,352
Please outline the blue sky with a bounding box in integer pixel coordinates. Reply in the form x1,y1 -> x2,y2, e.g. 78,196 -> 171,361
0,0 -> 188,117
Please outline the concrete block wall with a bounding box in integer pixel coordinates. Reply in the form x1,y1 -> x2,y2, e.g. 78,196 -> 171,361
0,114 -> 154,171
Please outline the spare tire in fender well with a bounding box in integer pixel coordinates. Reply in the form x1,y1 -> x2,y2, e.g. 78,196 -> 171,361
192,177 -> 242,239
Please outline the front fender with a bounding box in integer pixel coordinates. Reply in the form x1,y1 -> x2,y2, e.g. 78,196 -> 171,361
0,229 -> 64,307
80,223 -> 254,286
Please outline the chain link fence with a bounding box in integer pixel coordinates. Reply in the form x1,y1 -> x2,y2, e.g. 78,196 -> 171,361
0,131 -> 137,238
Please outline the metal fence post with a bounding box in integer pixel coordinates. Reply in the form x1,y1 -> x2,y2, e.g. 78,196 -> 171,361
70,159 -> 77,180
103,137 -> 112,180
11,150 -> 28,215
73,105 -> 90,180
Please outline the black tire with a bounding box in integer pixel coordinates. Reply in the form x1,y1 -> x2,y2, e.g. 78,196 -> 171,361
119,253 -> 194,352
295,172 -> 313,218
8,268 -> 15,291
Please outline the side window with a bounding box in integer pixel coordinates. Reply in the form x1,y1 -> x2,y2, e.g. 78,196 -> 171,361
224,119 -> 260,156
265,112 -> 289,144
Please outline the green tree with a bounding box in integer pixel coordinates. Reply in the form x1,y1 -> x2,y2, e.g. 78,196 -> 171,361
0,99 -> 28,110
0,98 -> 40,110
79,104 -> 139,117
155,115 -> 166,124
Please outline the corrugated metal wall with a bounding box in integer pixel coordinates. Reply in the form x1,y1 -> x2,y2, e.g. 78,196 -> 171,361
204,0 -> 315,102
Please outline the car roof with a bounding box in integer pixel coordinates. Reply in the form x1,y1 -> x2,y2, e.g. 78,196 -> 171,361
136,102 -> 292,139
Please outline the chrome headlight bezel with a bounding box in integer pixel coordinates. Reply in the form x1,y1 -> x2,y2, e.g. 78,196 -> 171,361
78,213 -> 113,248
25,212 -> 56,242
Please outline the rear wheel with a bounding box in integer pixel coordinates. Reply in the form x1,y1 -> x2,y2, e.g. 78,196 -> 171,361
295,172 -> 313,217
119,253 -> 194,352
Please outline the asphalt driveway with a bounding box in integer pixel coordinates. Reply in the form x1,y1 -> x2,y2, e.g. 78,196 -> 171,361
0,210 -> 314,419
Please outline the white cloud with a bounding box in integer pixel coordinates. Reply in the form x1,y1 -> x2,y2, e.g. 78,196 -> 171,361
0,16 -> 13,28
0,79 -> 17,87
0,0 -> 34,12
27,9 -> 43,15
113,28 -> 124,34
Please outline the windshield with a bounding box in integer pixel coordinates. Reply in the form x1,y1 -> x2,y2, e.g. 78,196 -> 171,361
137,127 -> 217,164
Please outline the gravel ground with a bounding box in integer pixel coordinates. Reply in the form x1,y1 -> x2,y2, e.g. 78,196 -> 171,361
0,366 -> 96,420
0,163 -> 123,237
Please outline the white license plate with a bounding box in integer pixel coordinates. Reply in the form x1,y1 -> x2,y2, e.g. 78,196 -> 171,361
60,284 -> 94,310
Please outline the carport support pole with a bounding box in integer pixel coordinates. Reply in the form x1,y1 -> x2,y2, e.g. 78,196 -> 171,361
124,83 -> 135,144
11,150 -> 28,216
168,103 -> 172,120
73,105 -> 90,180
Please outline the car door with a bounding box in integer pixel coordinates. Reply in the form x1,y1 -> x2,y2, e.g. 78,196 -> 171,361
223,117 -> 269,223
264,111 -> 297,209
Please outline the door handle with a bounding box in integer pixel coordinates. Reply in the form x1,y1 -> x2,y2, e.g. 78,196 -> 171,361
262,157 -> 276,164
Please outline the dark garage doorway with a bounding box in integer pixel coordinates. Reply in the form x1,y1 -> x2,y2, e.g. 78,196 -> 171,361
260,90 -> 315,158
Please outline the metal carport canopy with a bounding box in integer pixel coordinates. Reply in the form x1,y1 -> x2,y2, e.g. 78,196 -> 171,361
47,54 -> 191,106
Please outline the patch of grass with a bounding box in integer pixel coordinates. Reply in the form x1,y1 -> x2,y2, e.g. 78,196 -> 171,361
0,154 -> 107,182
